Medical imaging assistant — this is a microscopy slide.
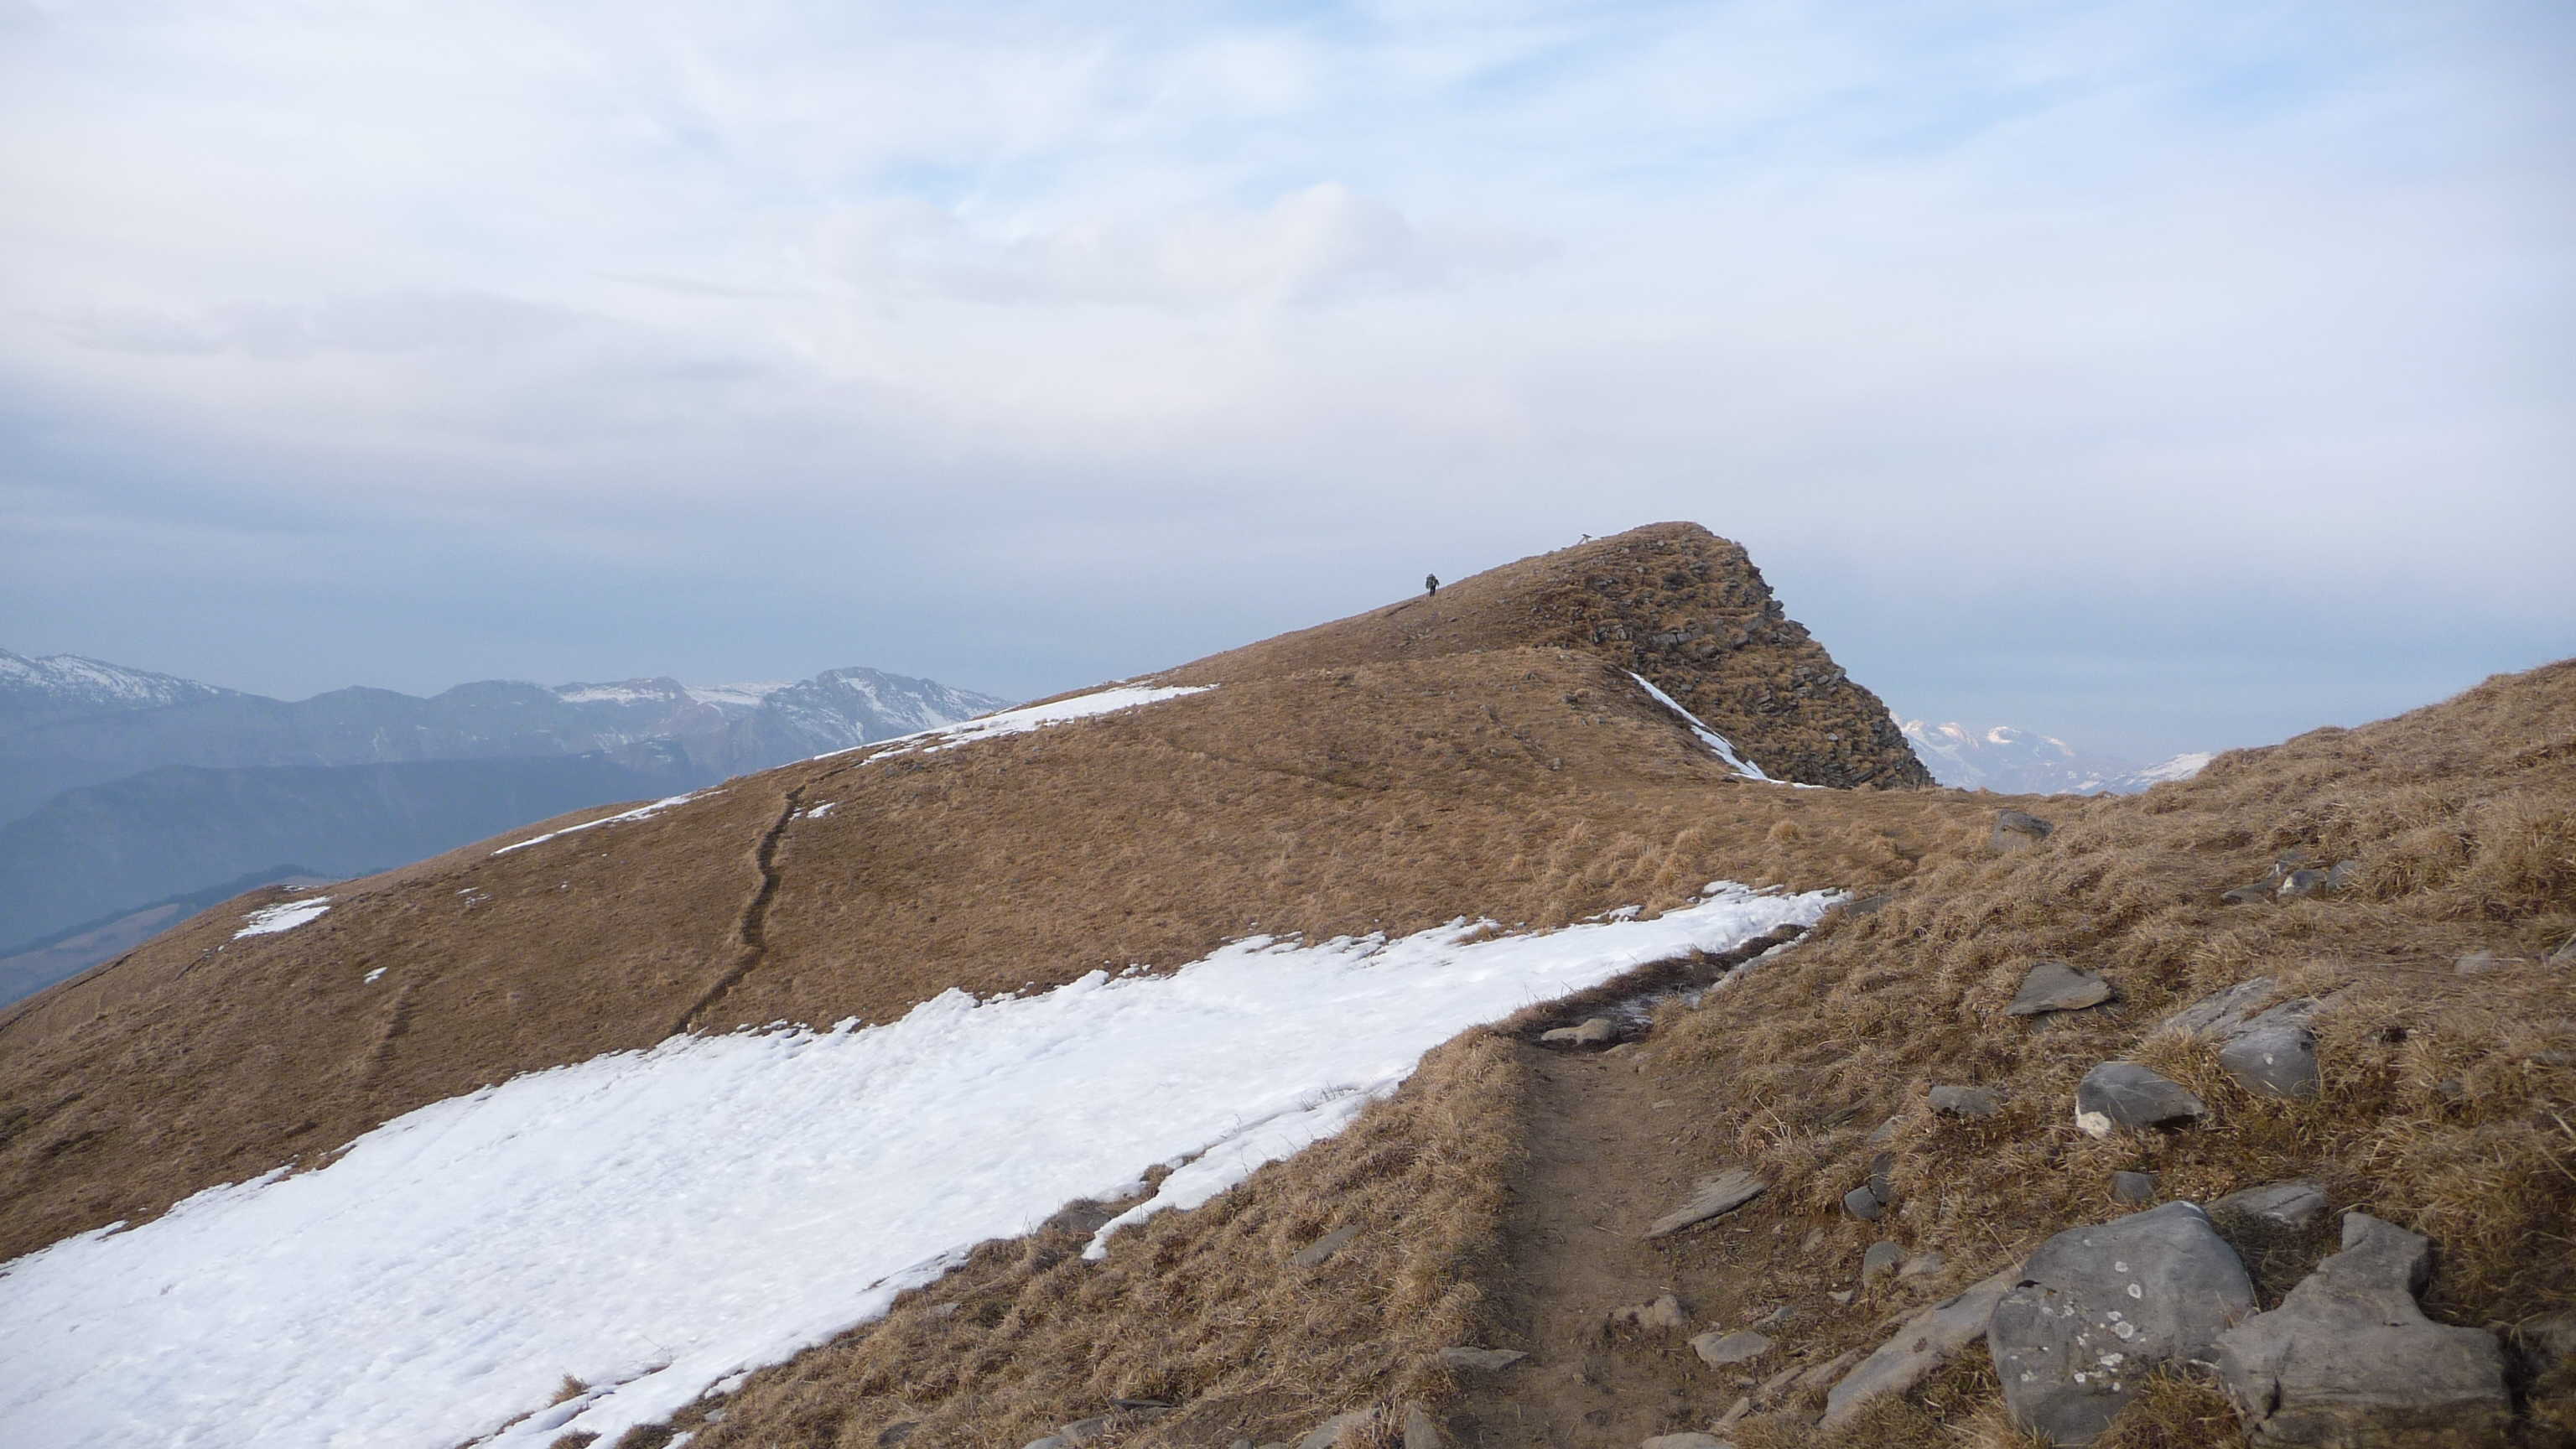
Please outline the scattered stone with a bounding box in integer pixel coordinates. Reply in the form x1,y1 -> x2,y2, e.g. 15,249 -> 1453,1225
1898,1250 -> 1947,1280
1753,1304 -> 1794,1326
1993,809 -> 2055,853
1646,1167 -> 1768,1238
2008,961 -> 2117,1016
1291,1225 -> 1361,1267
2222,885 -> 2276,906
1991,1202 -> 2256,1445
2075,1062 -> 2208,1137
1609,1293 -> 1690,1332
2218,1022 -> 2321,1099
1640,1436 -> 1733,1449
1690,1329 -> 1773,1367
1753,1363 -> 1803,1400
1402,1401 -> 1441,1449
1540,1016 -> 1621,1046
1056,1416 -> 1114,1445
1929,1084 -> 2001,1117
1841,1185 -> 1885,1221
1716,1395 -> 1753,1426
1820,1264 -> 2022,1427
1021,1438 -> 1064,1449
2112,1171 -> 2158,1204
2326,859 -> 2363,892
1867,1151 -> 1896,1206
2215,1213 -> 2510,1446
1439,1346 -> 1527,1373
2266,849 -> 2313,881
2275,869 -> 2332,901
1866,1114 -> 1904,1146
1294,1411 -> 1376,1449
1862,1241 -> 1905,1284
1796,1348 -> 1864,1391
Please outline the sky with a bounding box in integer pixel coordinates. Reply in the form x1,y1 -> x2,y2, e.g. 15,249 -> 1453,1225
2,0 -> 2569,761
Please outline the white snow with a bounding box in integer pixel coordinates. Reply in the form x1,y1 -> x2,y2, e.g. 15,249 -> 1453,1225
683,681 -> 793,710
1626,673 -> 1773,782
363,968 -> 387,984
812,683 -> 1213,763
551,683 -> 681,707
0,884 -> 1835,1449
232,897 -> 332,938
800,802 -> 837,820
491,792 -> 710,856
2131,751 -> 2214,785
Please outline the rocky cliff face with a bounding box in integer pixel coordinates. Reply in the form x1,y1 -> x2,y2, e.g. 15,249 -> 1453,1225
1169,522 -> 1931,788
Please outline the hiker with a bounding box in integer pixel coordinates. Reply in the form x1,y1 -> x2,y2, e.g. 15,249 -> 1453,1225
1425,573 -> 1440,597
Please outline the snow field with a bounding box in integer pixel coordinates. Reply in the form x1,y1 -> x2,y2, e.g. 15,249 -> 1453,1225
0,883 -> 1836,1449
810,683 -> 1213,763
490,790 -> 712,856
231,896 -> 331,937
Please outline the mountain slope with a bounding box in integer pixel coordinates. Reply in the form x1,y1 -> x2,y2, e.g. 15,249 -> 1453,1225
1898,718 -> 2215,795
0,648 -> 240,730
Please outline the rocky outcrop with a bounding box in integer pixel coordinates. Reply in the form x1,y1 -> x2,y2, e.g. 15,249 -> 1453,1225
2213,1213 -> 2510,1446
1990,1202 -> 2257,1444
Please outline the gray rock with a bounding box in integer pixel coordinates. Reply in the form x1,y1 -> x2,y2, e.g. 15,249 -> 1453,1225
2275,869 -> 2332,901
2205,1176 -> 2329,1227
1057,1416 -> 1114,1445
877,1424 -> 918,1446
1439,1345 -> 1528,1372
1715,1395 -> 1753,1426
2157,978 -> 2282,1040
1796,1348 -> 1864,1389
2214,1213 -> 2510,1446
1929,1084 -> 2002,1117
1609,1292 -> 1689,1332
1898,1249 -> 1947,1280
1021,1438 -> 1065,1449
1820,1264 -> 2022,1426
1640,1436 -> 1734,1449
1690,1328 -> 1772,1366
1646,1167 -> 1767,1238
1402,1401 -> 1441,1449
2219,1024 -> 2320,1099
1295,1411 -> 1376,1449
2111,1171 -> 2158,1204
2008,961 -> 2116,1016
1842,1185 -> 1885,1221
1991,1202 -> 2257,1445
1993,810 -> 2055,853
2075,1062 -> 2208,1137
1862,1240 -> 1905,1284
1868,1151 -> 1896,1206
2326,860 -> 2363,892
2223,885 -> 2277,906
1540,1016 -> 1620,1046
1291,1224 -> 1360,1267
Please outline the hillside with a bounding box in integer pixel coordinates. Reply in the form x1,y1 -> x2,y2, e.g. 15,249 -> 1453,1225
0,523 -> 2568,1449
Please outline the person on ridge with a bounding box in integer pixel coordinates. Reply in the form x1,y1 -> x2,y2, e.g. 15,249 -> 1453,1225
1425,573 -> 1440,597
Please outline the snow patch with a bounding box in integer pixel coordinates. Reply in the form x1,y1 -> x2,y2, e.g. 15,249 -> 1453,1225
233,897 -> 331,938
1626,673 -> 1772,782
0,885 -> 1836,1449
810,684 -> 1213,763
491,792 -> 710,856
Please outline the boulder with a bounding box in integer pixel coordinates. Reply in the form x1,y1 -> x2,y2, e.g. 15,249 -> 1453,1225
2218,1024 -> 2320,1099
1929,1084 -> 2002,1117
1990,1202 -> 2257,1444
1540,1016 -> 1620,1046
2074,1062 -> 2207,1137
1609,1292 -> 1690,1332
1841,1185 -> 1885,1221
1993,810 -> 2056,853
2008,961 -> 2117,1017
2209,1181 -> 2329,1235
2111,1171 -> 2158,1205
1862,1240 -> 1904,1284
2214,1213 -> 2510,1446
1690,1329 -> 1773,1366
1646,1167 -> 1767,1238
1440,1346 -> 1527,1372
1820,1264 -> 2021,1427
2276,869 -> 2332,901
1291,1224 -> 1360,1267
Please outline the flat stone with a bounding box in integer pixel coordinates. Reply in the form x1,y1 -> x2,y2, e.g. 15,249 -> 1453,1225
1540,1016 -> 1621,1046
1993,809 -> 2055,853
2218,1024 -> 2320,1098
1796,1348 -> 1863,1390
1820,1264 -> 2021,1427
1291,1224 -> 1360,1267
1992,1202 -> 2257,1445
1646,1167 -> 1767,1238
1021,1438 -> 1065,1449
1402,1401 -> 1441,1449
2327,859 -> 2363,892
1842,1185 -> 1885,1221
1057,1416 -> 1114,1445
1690,1329 -> 1773,1366
1609,1292 -> 1690,1332
2223,885 -> 2277,906
2112,1171 -> 2158,1204
1294,1411 -> 1376,1449
1439,1346 -> 1527,1372
2008,961 -> 2116,1016
2215,1213 -> 2510,1446
2276,868 -> 2332,900
2075,1062 -> 2207,1137
1862,1241 -> 1905,1284
1929,1084 -> 2001,1117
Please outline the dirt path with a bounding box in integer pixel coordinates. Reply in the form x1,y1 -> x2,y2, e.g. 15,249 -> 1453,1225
1450,1040 -> 1761,1447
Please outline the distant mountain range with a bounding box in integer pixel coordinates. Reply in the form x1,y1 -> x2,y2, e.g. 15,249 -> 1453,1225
1897,718 -> 2212,795
0,649 -> 1009,996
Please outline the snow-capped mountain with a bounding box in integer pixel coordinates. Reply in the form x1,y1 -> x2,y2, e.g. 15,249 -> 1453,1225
1897,718 -> 2210,795
0,648 -> 238,729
